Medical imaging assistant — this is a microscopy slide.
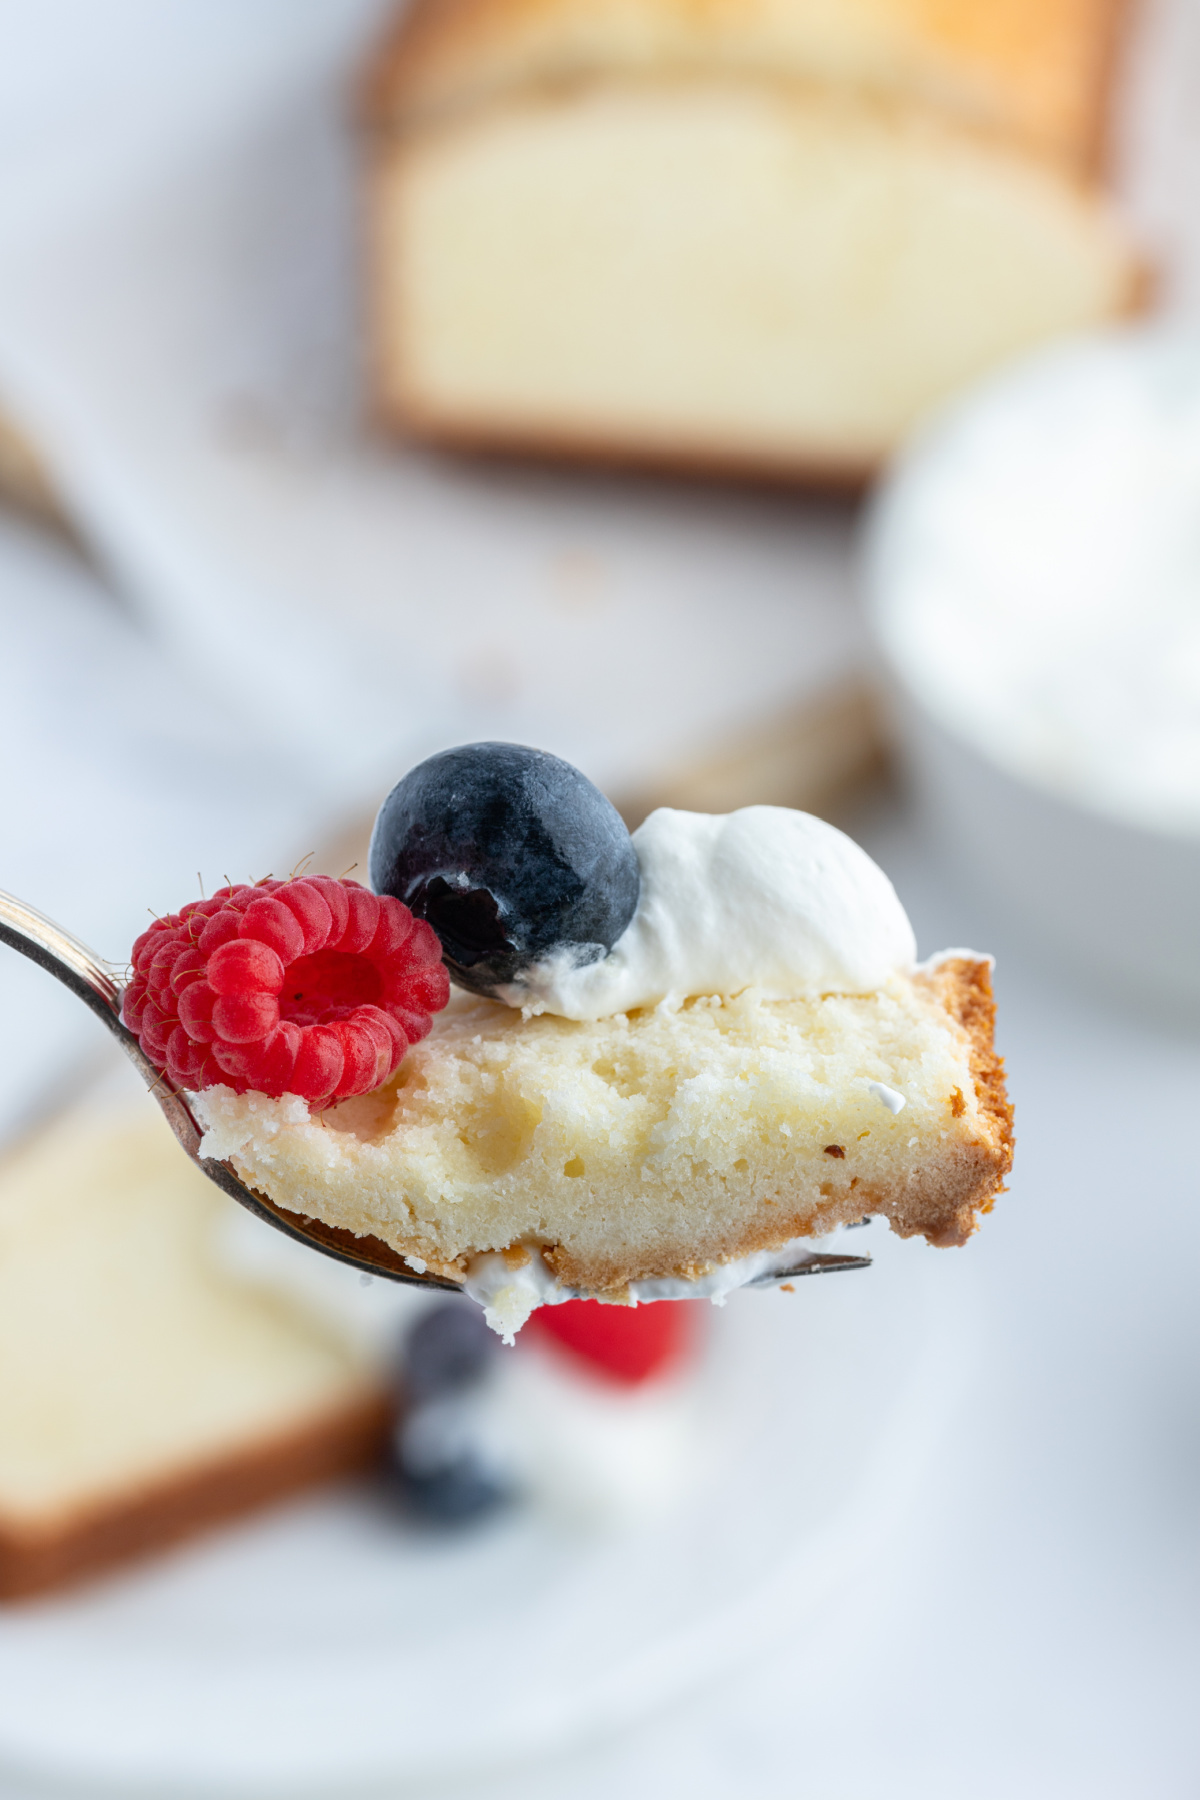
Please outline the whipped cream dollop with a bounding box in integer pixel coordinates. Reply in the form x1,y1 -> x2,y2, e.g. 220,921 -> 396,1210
497,805 -> 916,1020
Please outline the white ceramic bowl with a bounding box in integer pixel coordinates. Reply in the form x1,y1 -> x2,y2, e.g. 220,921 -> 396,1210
865,326 -> 1200,1016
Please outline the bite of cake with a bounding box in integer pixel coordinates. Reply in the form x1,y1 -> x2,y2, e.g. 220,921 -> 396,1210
123,744 -> 1014,1338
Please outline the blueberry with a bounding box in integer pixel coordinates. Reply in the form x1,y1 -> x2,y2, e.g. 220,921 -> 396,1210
384,1301 -> 511,1525
368,743 -> 640,998
401,1299 -> 497,1403
393,1451 -> 510,1527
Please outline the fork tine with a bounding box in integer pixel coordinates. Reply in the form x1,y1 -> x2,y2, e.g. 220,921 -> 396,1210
748,1250 -> 873,1285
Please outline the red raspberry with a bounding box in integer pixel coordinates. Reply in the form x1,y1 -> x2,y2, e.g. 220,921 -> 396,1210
527,1298 -> 697,1386
122,877 -> 449,1108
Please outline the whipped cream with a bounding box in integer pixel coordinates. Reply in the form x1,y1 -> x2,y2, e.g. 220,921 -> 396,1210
869,328 -> 1200,837
497,805 -> 916,1020
866,1080 -> 906,1115
411,1342 -> 702,1528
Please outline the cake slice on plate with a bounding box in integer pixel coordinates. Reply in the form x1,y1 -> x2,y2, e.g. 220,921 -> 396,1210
0,1100 -> 389,1599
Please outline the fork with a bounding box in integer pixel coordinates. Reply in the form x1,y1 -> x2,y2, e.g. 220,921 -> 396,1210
0,888 -> 871,1291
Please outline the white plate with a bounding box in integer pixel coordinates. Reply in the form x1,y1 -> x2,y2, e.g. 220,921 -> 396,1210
0,1228 -> 974,1797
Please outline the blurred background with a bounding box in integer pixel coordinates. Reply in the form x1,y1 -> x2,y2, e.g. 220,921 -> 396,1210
0,0 -> 1199,1794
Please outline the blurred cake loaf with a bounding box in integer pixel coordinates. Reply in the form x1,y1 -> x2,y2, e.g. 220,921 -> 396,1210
0,1102 -> 389,1599
362,0 -> 1142,480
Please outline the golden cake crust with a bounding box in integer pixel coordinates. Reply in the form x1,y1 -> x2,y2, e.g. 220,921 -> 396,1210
363,0 -> 1131,171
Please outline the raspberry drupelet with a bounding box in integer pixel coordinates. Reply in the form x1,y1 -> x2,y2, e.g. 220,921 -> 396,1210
122,877 -> 449,1108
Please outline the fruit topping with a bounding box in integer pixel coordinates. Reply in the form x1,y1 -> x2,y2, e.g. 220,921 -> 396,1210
368,742 -> 640,998
389,1300 -> 510,1525
403,1297 -> 499,1402
122,877 -> 449,1106
528,1297 -> 695,1385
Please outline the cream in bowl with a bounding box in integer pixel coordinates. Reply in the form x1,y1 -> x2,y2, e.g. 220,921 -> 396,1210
866,326 -> 1200,1013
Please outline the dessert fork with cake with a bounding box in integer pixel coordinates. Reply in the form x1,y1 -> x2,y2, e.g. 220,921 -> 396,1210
1,743 -> 1012,1341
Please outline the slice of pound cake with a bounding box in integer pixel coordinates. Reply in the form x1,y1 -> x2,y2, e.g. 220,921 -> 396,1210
196,955 -> 1006,1300
0,1096 -> 389,1599
134,745 -> 1014,1337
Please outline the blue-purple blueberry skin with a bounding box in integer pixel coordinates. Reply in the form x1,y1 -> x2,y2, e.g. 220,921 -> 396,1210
402,1299 -> 497,1402
388,1299 -> 509,1527
368,743 -> 640,998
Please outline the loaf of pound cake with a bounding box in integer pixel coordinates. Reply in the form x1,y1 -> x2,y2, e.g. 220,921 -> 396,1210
361,0 -> 1141,481
117,745 -> 1014,1340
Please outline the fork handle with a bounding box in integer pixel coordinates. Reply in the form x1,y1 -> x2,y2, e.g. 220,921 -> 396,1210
0,887 -> 212,1157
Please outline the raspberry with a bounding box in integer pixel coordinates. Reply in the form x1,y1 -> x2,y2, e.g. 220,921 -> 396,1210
123,877 -> 449,1107
527,1298 -> 696,1385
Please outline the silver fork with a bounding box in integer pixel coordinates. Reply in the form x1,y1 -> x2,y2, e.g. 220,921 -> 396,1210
0,889 -> 871,1290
